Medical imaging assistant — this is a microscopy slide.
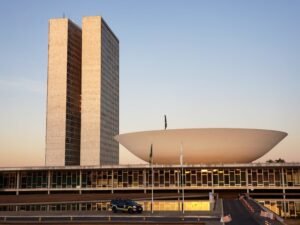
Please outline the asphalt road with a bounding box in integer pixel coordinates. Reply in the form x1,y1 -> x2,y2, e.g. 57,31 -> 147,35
0,214 -> 219,224
223,200 -> 259,225
0,193 -> 209,205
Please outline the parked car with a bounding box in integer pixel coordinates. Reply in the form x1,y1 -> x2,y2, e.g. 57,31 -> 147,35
110,199 -> 143,213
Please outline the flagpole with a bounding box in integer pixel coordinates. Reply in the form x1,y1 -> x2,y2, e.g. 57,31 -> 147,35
151,159 -> 154,214
180,142 -> 184,214
150,144 -> 154,214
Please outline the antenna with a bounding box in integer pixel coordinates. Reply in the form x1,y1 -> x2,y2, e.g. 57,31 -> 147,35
62,13 -> 65,18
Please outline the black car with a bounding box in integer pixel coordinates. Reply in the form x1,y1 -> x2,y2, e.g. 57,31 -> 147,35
110,199 -> 143,213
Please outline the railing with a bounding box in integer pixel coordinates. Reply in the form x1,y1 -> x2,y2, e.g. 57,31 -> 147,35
239,195 -> 286,225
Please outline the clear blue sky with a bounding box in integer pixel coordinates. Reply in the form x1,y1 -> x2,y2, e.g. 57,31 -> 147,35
0,0 -> 299,166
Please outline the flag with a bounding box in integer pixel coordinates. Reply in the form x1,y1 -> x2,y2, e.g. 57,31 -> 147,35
149,144 -> 153,164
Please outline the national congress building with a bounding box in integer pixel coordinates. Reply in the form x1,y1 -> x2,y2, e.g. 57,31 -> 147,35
0,16 -> 300,219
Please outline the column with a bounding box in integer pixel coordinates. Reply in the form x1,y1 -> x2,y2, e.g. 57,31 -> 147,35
79,170 -> 82,194
16,171 -> 20,195
47,170 -> 51,195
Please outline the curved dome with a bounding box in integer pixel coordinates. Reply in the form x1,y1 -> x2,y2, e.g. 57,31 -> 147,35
115,128 -> 287,164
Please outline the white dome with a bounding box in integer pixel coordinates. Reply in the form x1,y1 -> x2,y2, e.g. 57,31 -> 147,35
115,128 -> 287,164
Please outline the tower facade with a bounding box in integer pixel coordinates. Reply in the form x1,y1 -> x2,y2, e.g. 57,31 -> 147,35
45,18 -> 82,166
81,16 -> 119,165
45,16 -> 119,166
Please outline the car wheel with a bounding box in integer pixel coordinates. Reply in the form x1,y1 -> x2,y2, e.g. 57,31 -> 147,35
112,207 -> 117,213
128,208 -> 133,214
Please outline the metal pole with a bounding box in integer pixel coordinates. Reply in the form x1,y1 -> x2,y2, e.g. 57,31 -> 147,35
281,167 -> 286,218
181,142 -> 184,214
150,143 -> 154,214
182,165 -> 184,214
151,161 -> 154,214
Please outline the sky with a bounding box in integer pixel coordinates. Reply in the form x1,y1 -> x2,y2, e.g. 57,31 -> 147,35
0,0 -> 299,167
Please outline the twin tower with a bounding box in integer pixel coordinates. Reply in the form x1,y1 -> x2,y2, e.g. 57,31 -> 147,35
45,16 -> 119,166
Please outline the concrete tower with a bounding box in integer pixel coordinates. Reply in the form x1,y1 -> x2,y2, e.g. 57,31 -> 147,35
45,16 -> 119,166
45,18 -> 82,166
81,16 -> 119,165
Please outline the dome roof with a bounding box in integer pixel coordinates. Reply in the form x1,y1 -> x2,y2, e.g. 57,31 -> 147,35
115,128 -> 287,164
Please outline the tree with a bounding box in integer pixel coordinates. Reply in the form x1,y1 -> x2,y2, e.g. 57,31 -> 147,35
275,158 -> 285,163
266,158 -> 285,163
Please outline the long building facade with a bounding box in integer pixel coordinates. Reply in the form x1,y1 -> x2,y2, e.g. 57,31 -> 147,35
45,16 -> 119,166
0,163 -> 300,218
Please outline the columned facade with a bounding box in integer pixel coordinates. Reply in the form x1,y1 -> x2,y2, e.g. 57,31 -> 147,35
0,164 -> 300,217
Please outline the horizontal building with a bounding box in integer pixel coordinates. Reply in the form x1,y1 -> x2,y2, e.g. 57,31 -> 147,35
0,163 -> 300,217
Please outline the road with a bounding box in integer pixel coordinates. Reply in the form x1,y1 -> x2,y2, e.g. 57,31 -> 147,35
0,213 -> 220,224
223,200 -> 259,225
0,192 -> 209,205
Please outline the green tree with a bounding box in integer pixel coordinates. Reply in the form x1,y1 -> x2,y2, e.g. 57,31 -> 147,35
275,158 -> 285,163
